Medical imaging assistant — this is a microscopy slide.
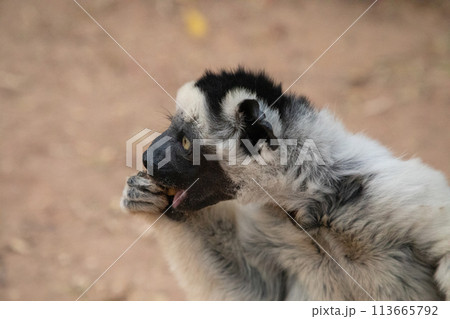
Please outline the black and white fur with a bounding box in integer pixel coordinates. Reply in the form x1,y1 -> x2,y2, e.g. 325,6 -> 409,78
121,69 -> 450,300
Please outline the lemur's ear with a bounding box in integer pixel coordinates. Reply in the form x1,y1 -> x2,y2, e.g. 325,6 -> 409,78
238,99 -> 278,150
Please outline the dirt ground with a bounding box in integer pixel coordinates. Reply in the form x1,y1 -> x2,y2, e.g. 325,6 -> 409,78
0,0 -> 449,300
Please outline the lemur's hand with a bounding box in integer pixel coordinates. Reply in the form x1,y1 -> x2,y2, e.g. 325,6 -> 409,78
120,171 -> 169,216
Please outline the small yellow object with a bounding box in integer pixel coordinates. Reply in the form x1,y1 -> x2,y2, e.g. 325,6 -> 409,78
182,136 -> 191,150
167,188 -> 177,196
184,8 -> 207,38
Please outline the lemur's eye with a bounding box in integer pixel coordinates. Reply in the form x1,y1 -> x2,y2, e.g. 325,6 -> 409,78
182,136 -> 191,150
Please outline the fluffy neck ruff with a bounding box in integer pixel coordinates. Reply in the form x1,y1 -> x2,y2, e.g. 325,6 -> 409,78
250,103 -> 392,228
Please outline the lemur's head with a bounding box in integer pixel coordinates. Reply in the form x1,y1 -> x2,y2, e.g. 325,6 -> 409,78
144,68 -> 311,211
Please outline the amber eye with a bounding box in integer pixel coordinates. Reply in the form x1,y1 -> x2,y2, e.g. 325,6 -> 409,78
182,136 -> 191,150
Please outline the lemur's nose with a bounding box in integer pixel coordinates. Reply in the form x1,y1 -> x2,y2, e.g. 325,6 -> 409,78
142,150 -> 148,169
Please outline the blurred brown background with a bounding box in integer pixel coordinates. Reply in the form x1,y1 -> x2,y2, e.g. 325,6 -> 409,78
0,0 -> 449,300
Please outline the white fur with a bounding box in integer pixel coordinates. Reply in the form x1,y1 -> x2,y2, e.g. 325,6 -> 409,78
175,81 -> 208,130
221,88 -> 257,118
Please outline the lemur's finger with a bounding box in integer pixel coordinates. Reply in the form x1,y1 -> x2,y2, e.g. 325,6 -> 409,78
120,198 -> 167,214
121,184 -> 168,211
123,184 -> 165,203
136,170 -> 152,179
126,175 -> 165,193
121,172 -> 170,215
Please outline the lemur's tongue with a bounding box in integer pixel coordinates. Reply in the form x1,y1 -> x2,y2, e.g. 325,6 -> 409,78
172,189 -> 187,208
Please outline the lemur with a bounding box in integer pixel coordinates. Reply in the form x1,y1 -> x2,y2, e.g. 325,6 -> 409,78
121,68 -> 450,300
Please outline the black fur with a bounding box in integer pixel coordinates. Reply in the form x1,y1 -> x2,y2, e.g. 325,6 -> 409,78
238,99 -> 278,151
195,68 -> 313,132
196,68 -> 288,117
145,118 -> 238,213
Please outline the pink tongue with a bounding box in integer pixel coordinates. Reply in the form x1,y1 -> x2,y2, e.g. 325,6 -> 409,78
172,190 -> 186,208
